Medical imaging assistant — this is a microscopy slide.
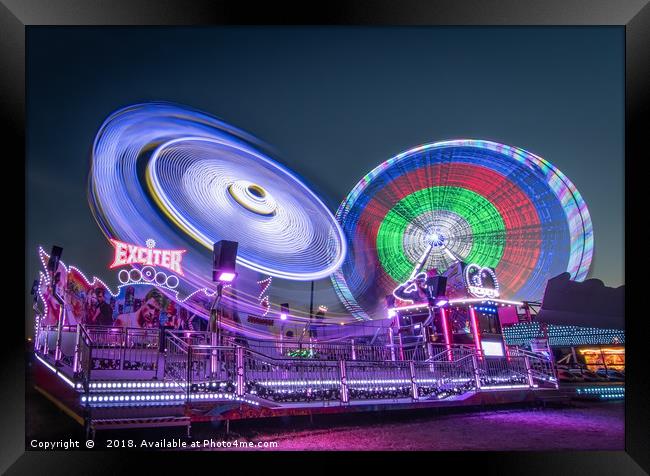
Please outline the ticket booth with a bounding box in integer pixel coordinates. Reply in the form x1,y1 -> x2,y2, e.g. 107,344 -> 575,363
388,261 -> 522,359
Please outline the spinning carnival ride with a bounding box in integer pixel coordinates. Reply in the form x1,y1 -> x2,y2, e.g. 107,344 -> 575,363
88,103 -> 347,324
332,140 -> 593,321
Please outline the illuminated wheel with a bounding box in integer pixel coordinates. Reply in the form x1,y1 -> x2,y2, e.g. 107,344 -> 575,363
89,102 -> 346,294
332,139 -> 593,320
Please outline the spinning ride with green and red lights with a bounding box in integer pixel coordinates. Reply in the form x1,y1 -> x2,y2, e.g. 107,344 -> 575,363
332,139 -> 593,320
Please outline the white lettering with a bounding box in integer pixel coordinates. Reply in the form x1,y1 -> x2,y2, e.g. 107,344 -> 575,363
126,245 -> 138,264
169,250 -> 185,275
152,249 -> 162,265
161,250 -> 171,269
109,240 -> 129,268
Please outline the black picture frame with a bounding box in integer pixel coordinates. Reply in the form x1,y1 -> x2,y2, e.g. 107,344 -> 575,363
3,0 -> 646,473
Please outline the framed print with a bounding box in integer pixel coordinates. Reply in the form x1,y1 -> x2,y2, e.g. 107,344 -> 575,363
2,0 -> 646,473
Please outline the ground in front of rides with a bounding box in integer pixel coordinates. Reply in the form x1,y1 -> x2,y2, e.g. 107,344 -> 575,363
194,401 -> 623,451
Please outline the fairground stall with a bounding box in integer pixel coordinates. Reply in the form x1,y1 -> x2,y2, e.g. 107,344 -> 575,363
502,320 -> 625,400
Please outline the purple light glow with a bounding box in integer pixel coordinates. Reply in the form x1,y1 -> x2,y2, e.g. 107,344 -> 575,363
217,272 -> 236,282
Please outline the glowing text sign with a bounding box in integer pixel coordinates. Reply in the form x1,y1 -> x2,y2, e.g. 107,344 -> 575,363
110,239 -> 186,276
464,263 -> 499,299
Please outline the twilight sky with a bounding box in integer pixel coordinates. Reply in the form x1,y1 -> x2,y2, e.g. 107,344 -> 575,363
26,26 -> 624,323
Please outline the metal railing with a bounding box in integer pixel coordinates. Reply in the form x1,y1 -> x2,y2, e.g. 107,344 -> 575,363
34,324 -> 77,367
80,326 -> 160,373
413,354 -> 477,397
475,354 -> 530,388
507,347 -> 559,388
345,360 -> 413,401
35,325 -> 163,392
77,324 -> 94,391
243,348 -> 342,403
238,337 -> 395,362
241,348 -> 482,404
164,331 -> 238,401
33,324 -> 558,407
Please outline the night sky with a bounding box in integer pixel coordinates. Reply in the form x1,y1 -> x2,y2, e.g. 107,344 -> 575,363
26,27 -> 624,326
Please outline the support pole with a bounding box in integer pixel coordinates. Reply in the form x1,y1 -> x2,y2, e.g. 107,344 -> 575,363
409,360 -> 419,400
54,302 -> 65,365
72,324 -> 81,374
186,347 -> 192,404
600,345 -> 608,373
51,266 -> 66,366
472,354 -> 481,391
210,332 -> 219,378
87,346 -> 93,387
119,328 -> 127,370
339,360 -> 349,404
308,280 -> 314,340
209,283 -> 223,377
236,345 -> 245,397
388,327 -> 396,362
33,305 -> 42,352
309,281 -> 314,321
43,325 -> 50,355
524,355 -> 534,388
425,330 -> 433,360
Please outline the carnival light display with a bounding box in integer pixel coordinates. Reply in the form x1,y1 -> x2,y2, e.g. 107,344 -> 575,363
502,322 -> 625,347
89,102 -> 346,296
332,140 -> 593,320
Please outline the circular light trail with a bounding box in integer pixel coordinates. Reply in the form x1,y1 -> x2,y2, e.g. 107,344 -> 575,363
226,180 -> 277,216
89,102 -> 346,293
332,139 -> 593,320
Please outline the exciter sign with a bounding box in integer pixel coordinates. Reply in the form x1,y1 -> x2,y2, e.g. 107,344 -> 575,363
110,239 -> 186,275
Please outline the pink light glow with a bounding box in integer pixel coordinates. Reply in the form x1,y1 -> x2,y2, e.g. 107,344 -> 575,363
440,308 -> 452,361
469,306 -> 482,360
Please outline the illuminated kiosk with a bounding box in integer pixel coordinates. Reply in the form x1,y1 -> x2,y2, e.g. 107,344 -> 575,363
388,260 -> 522,361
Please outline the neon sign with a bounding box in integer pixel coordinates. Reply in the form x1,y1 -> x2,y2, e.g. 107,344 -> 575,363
117,266 -> 180,289
464,264 -> 499,298
110,239 -> 186,276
